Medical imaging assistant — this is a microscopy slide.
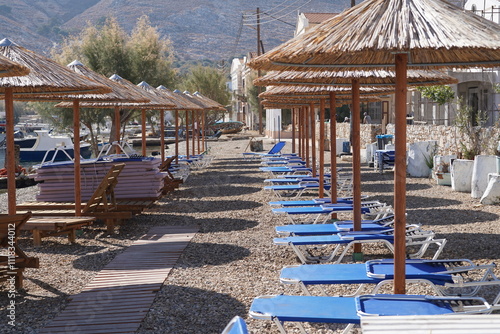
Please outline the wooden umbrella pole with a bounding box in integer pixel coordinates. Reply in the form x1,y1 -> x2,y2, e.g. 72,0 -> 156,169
305,105 -> 310,167
352,79 -> 362,256
175,110 -> 179,163
319,99 -> 325,198
394,53 -> 408,294
160,110 -> 165,163
298,107 -> 302,158
114,106 -> 121,154
5,88 -> 16,215
141,109 -> 147,157
186,110 -> 190,157
191,110 -> 195,157
291,108 -> 296,154
196,111 -> 200,154
202,110 -> 206,152
73,100 -> 82,216
330,92 -> 338,205
310,102 -> 317,177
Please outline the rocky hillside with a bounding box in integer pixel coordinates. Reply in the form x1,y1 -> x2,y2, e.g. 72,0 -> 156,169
0,0 -> 350,60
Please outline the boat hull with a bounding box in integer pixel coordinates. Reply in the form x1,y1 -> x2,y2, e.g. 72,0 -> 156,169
20,145 -> 92,162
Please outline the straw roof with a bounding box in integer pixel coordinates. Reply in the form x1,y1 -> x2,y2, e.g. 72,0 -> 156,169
192,92 -> 226,111
0,38 -> 110,96
261,95 -> 382,108
59,75 -> 174,109
156,85 -> 204,110
254,69 -> 459,87
249,0 -> 500,71
259,85 -> 394,98
0,54 -> 29,78
173,90 -> 211,110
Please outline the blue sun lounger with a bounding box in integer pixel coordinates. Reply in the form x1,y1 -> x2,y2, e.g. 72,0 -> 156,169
271,201 -> 386,224
268,196 -> 358,207
249,294 -> 494,334
221,316 -> 248,334
264,182 -> 332,199
242,141 -> 286,159
274,226 -> 446,264
275,215 -> 395,236
280,259 -> 500,298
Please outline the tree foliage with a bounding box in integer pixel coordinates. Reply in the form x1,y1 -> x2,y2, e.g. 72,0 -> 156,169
417,85 -> 455,106
181,65 -> 230,106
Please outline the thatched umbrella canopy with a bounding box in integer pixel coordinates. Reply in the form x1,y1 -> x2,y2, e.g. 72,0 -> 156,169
260,84 -> 393,97
250,0 -> 500,71
0,39 -> 110,96
157,86 -> 204,161
0,39 -> 111,216
193,92 -> 226,111
254,69 -> 459,87
0,54 -> 29,77
249,0 -> 500,294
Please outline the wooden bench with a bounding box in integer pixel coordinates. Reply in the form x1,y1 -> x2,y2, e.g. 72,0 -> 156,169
22,216 -> 95,246
17,164 -> 135,235
0,213 -> 39,289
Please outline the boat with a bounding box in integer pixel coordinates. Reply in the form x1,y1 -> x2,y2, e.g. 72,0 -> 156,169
211,121 -> 245,134
18,130 -> 92,162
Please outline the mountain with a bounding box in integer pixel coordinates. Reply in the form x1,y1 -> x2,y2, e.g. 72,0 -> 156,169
0,0 -> 351,61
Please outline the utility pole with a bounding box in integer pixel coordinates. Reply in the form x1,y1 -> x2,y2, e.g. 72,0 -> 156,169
257,7 -> 263,135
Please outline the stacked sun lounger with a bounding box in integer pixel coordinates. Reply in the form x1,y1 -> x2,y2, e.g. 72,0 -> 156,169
34,157 -> 165,201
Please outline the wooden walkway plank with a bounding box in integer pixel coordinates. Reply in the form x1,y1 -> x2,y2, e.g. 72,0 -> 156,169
39,226 -> 197,334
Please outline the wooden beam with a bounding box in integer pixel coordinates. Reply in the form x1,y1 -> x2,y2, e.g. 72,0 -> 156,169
73,100 -> 82,216
394,53 -> 408,294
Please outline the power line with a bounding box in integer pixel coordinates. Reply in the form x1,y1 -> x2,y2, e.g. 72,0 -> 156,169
243,0 -> 312,26
242,0 -> 304,22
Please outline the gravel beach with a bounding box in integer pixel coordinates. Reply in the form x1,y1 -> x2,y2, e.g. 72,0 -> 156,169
1,134 -> 500,333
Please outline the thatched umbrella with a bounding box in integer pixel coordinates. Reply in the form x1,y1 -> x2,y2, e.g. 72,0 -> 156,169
249,0 -> 500,294
255,69 -> 460,86
0,54 -> 29,77
157,86 -> 204,162
0,39 -> 111,216
135,81 -> 177,158
23,59 -> 150,216
72,75 -> 175,156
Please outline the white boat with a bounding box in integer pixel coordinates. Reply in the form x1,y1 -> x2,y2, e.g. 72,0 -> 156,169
19,130 -> 92,162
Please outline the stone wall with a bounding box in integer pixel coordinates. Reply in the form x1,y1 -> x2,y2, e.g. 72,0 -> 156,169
318,122 -> 500,157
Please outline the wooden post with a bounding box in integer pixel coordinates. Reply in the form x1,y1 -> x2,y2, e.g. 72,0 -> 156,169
5,88 -> 16,215
175,110 -> 179,164
310,102 -> 317,177
292,108 -> 296,154
191,110 -> 195,156
114,106 -> 121,154
186,110 -> 190,157
160,110 -> 165,163
352,79 -> 362,255
319,99 -> 325,198
330,92 -> 338,220
141,109 -> 147,157
202,110 -> 206,152
305,106 -> 310,167
73,100 -> 82,217
298,107 -> 302,158
394,53 -> 408,294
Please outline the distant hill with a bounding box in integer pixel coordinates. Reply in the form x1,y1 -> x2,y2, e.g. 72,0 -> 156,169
0,0 -> 350,61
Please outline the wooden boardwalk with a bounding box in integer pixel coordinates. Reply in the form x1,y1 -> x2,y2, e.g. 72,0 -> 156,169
39,226 -> 198,334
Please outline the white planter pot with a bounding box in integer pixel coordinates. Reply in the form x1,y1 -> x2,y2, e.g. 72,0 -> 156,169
451,159 -> 474,192
471,155 -> 499,198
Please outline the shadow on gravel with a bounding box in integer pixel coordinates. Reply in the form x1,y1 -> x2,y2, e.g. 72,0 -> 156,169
437,232 -> 500,260
407,208 -> 499,225
138,285 -> 246,334
166,199 -> 263,213
189,185 -> 261,197
362,182 -> 433,193
372,195 -> 463,209
176,242 -> 251,267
